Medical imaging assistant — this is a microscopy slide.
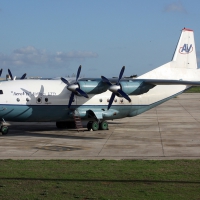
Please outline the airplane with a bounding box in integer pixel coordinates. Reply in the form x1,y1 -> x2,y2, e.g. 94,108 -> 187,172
0,27 -> 200,135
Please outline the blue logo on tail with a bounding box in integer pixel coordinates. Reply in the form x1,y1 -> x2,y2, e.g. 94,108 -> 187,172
179,44 -> 193,54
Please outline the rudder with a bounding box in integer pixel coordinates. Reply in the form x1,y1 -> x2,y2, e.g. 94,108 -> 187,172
172,28 -> 197,69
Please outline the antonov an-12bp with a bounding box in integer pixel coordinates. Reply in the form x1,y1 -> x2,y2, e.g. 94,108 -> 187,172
0,28 -> 200,135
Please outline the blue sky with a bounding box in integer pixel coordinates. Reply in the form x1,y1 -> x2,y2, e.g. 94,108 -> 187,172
0,0 -> 200,78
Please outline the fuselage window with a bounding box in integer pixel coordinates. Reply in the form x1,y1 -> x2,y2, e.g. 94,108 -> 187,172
0,90 -> 3,94
37,97 -> 41,103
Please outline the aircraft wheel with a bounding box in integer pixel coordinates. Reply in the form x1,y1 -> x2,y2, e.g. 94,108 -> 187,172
99,121 -> 108,130
87,121 -> 93,131
1,125 -> 9,135
56,121 -> 67,129
66,121 -> 76,128
91,121 -> 99,131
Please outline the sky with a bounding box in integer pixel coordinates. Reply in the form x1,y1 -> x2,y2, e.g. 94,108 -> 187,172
0,0 -> 200,78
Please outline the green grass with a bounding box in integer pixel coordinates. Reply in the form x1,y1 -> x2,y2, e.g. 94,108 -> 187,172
184,86 -> 200,93
0,160 -> 200,199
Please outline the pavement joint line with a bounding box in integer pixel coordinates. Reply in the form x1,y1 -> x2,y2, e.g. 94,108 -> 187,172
29,135 -> 57,157
97,128 -> 115,156
155,108 -> 165,157
177,99 -> 200,123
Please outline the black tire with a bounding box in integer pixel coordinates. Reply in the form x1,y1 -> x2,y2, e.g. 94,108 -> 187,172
66,121 -> 76,128
91,121 -> 99,131
99,121 -> 108,130
1,126 -> 9,135
56,121 -> 67,129
87,121 -> 92,131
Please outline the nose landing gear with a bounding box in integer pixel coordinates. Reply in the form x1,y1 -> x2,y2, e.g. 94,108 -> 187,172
1,125 -> 9,135
0,119 -> 9,135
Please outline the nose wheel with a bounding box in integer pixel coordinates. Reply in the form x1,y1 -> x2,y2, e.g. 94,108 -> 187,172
0,119 -> 9,135
1,125 -> 9,135
87,120 -> 108,131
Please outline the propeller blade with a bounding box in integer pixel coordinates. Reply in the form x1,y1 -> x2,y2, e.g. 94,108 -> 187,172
108,93 -> 116,110
20,73 -> 26,80
76,88 -> 89,98
8,69 -> 13,80
0,69 -> 2,77
117,66 -> 125,85
101,76 -> 112,86
68,92 -> 75,108
117,89 -> 131,102
61,77 -> 70,86
76,65 -> 81,83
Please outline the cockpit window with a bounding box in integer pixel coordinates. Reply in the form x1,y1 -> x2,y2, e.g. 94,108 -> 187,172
0,90 -> 3,94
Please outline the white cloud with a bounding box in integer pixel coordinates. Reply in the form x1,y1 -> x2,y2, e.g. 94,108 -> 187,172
0,46 -> 98,68
164,1 -> 187,14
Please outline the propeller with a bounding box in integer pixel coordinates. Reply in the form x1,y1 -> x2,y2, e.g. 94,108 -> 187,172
8,69 -> 27,80
61,65 -> 89,108
101,66 -> 131,110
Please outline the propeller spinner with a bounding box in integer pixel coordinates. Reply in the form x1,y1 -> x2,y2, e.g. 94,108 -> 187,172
61,65 -> 89,108
101,66 -> 131,110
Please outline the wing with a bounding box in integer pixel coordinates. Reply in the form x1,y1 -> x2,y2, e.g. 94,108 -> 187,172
143,79 -> 200,86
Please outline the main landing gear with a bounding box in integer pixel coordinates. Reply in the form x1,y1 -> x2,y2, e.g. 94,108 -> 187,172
87,120 -> 108,131
56,121 -> 76,129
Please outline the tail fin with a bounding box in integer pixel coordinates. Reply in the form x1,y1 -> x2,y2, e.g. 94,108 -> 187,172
138,28 -> 198,80
171,28 -> 197,69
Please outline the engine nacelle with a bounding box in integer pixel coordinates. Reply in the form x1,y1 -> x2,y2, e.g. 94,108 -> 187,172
120,80 -> 155,95
78,80 -> 109,94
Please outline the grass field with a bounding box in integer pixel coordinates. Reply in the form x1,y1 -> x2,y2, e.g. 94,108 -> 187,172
0,160 -> 200,200
184,86 -> 200,93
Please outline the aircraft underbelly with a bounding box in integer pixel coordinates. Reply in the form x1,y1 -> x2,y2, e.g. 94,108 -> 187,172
0,105 -> 69,122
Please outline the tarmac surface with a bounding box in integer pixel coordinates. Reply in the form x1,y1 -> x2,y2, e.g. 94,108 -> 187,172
0,93 -> 200,160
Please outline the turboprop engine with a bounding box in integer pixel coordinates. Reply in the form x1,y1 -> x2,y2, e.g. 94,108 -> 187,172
101,66 -> 155,109
119,80 -> 155,95
78,80 -> 109,94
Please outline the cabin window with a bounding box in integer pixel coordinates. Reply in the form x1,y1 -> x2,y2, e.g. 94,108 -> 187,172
17,98 -> 20,102
0,90 -> 3,94
45,98 -> 48,102
99,99 -> 102,102
37,97 -> 41,103
26,98 -> 29,102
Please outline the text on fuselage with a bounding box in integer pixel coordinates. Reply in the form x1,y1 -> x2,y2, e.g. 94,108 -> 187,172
11,91 -> 56,96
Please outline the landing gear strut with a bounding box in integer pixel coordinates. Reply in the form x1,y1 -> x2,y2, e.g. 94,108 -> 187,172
87,120 -> 108,131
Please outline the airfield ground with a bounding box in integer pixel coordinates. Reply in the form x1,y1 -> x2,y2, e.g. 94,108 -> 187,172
0,93 -> 200,160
